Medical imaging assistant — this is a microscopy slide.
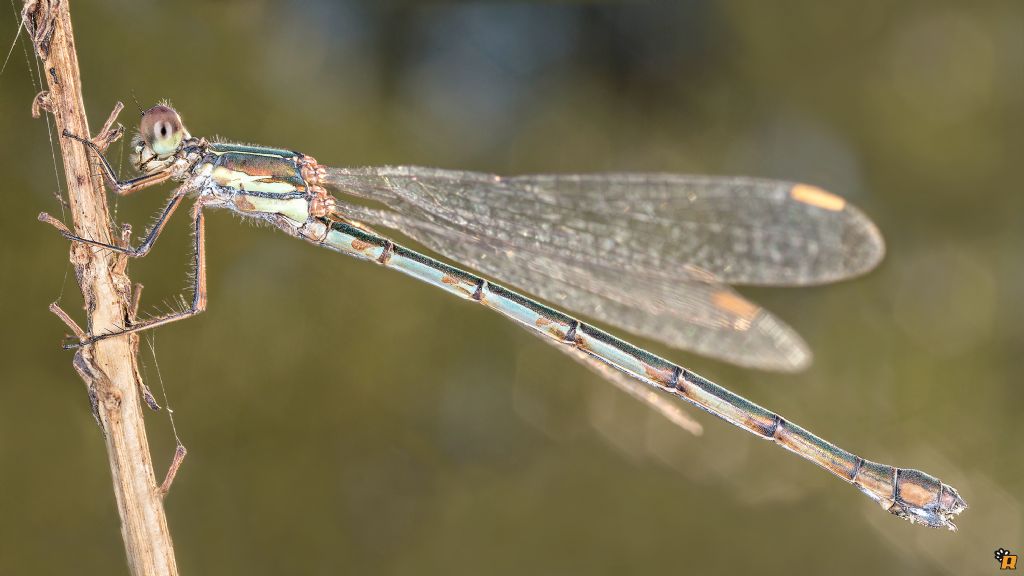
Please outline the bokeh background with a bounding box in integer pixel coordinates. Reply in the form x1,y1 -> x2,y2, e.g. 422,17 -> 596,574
1,1 -> 1021,574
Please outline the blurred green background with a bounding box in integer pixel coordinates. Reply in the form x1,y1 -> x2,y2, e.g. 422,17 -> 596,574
1,1 -> 1020,574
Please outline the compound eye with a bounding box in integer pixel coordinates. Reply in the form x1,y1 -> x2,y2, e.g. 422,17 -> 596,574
140,105 -> 185,156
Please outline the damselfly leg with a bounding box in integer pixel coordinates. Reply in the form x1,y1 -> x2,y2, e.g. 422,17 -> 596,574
49,200 -> 209,349
43,131 -> 209,349
42,185 -> 189,257
62,130 -> 172,195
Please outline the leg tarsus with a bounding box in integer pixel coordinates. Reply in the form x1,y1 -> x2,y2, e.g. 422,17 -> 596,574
39,187 -> 188,258
62,127 -> 171,195
63,301 -> 206,350
63,208 -> 208,349
62,129 -> 124,193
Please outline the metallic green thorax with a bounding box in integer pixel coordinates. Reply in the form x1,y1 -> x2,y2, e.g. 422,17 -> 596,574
197,142 -> 315,224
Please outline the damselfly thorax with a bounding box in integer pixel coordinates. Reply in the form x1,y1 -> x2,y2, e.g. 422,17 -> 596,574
132,128 -> 338,234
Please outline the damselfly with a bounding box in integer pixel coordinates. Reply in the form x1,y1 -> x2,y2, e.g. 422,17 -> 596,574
47,104 -> 966,530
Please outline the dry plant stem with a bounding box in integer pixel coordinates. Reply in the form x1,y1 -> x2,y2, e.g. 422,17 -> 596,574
24,1 -> 179,575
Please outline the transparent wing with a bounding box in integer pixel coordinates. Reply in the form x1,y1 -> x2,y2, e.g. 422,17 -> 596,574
331,200 -> 811,372
323,166 -> 885,371
324,167 -> 885,286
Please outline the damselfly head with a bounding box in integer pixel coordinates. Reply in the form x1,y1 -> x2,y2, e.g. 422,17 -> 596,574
139,104 -> 190,157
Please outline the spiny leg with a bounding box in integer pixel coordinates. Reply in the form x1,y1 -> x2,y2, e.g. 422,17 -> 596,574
39,183 -> 191,257
44,121 -> 186,256
62,130 -> 172,195
64,203 -> 209,349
